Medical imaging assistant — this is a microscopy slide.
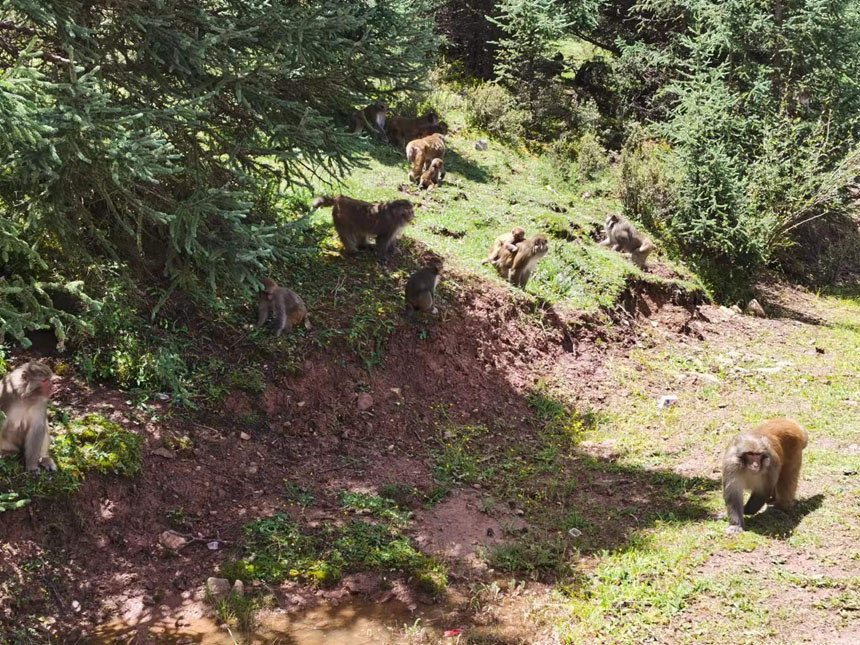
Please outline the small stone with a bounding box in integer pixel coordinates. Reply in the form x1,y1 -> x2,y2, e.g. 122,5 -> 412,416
475,139 -> 488,151
71,600 -> 81,613
387,444 -> 395,452
581,191 -> 592,199
357,393 -> 374,412
240,432 -> 251,441
159,530 -> 189,551
746,298 -> 766,318
730,304 -> 743,315
515,508 -> 525,516
248,465 -> 258,475
206,577 -> 231,598
232,580 -> 245,597
152,447 -> 176,459
297,401 -> 306,408
142,595 -> 156,606
390,387 -> 402,397
207,541 -> 220,551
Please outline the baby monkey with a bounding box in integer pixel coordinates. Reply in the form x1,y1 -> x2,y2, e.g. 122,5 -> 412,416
419,158 -> 445,190
256,278 -> 310,336
482,226 -> 526,267
405,258 -> 443,320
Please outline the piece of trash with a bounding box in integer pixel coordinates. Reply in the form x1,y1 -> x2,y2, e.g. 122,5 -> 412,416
156,393 -> 170,401
474,139 -> 488,151
444,630 -> 464,637
657,395 -> 679,409
568,527 -> 582,538
753,366 -> 782,374
207,541 -> 220,551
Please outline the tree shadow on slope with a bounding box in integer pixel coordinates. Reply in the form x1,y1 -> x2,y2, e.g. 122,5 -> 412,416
444,147 -> 492,184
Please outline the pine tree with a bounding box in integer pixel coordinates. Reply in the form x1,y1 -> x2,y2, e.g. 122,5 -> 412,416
0,0 -> 438,346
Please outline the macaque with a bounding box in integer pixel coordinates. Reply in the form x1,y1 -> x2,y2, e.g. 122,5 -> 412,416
481,227 -> 526,267
497,235 -> 549,288
256,278 -> 310,337
312,195 -> 414,263
406,133 -> 445,183
0,361 -> 56,472
722,419 -> 809,534
405,258 -> 443,320
599,213 -> 655,269
415,121 -> 449,138
419,158 -> 445,190
387,111 -> 439,148
353,103 -> 388,142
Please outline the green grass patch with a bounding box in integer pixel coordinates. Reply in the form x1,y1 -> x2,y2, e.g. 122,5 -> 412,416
222,489 -> 447,595
488,532 -> 574,579
0,413 -> 142,511
338,490 -> 412,527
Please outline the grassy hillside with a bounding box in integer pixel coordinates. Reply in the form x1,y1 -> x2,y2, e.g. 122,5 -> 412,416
297,96 -> 704,314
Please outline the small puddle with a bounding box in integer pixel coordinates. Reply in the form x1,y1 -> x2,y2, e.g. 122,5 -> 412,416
90,598 -> 442,644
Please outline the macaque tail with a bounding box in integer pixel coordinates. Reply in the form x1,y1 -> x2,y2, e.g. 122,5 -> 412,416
311,196 -> 335,210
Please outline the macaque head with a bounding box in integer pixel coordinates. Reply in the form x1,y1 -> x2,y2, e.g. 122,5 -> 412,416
426,257 -> 443,274
511,227 -> 526,243
532,235 -> 549,255
606,213 -> 620,228
22,361 -> 54,399
734,435 -> 772,471
429,158 -> 444,171
424,111 -> 439,124
386,200 -> 415,224
261,278 -> 278,300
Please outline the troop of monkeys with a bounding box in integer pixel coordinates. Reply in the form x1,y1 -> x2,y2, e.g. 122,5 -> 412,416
267,107 -> 651,328
0,360 -> 810,535
0,107 -> 807,535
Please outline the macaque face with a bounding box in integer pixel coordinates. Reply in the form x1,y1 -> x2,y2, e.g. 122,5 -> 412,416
743,452 -> 765,471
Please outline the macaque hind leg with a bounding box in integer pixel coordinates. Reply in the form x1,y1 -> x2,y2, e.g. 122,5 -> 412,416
774,460 -> 801,509
743,490 -> 769,515
24,419 -> 51,472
